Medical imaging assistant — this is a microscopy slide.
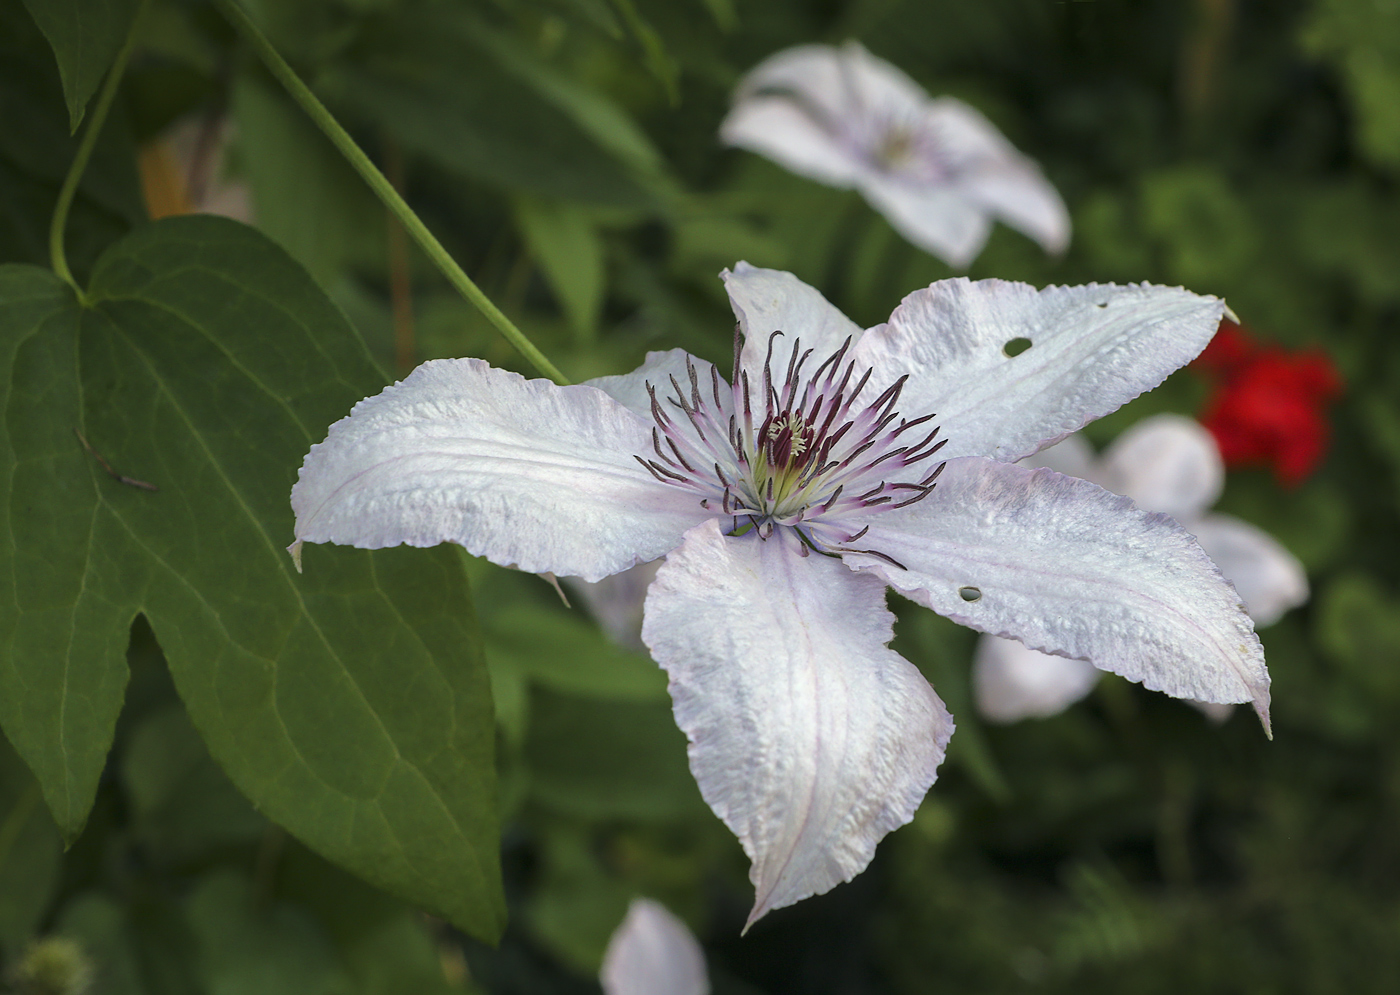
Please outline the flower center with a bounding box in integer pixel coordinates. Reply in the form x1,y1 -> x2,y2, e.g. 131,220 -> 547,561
634,330 -> 947,561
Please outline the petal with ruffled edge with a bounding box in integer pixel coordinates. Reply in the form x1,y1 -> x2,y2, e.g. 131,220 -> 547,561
852,279 -> 1227,462
290,359 -> 710,581
842,458 -> 1270,730
723,263 -> 864,387
721,96 -> 865,188
601,898 -> 709,995
1192,513 -> 1308,628
858,179 -> 993,268
1098,414 -> 1223,523
973,635 -> 1100,723
641,519 -> 952,927
1022,433 -> 1097,479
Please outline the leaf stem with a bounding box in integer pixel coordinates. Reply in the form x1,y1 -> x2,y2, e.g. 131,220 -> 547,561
214,0 -> 570,385
49,0 -> 149,302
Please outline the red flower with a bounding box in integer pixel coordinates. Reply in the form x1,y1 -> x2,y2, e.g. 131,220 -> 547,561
1193,322 -> 1341,486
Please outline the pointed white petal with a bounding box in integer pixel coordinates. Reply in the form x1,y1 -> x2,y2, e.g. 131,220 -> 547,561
601,899 -> 709,995
721,96 -> 864,188
844,459 -> 1270,728
858,178 -> 993,267
973,636 -> 1100,722
959,165 -> 1070,254
723,262 -> 864,388
291,359 -> 709,581
733,42 -> 928,127
1192,513 -> 1309,627
919,98 -> 1070,254
642,521 -> 952,925
1098,414 -> 1223,522
852,279 -> 1227,462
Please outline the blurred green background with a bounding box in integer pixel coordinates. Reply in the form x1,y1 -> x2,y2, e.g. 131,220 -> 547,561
3,0 -> 1399,992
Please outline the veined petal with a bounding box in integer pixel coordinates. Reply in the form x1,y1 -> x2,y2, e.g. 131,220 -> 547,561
601,898 -> 709,995
858,178 -> 993,268
1192,513 -> 1308,628
844,458 -> 1270,729
852,279 -> 1227,462
721,96 -> 864,188
291,359 -> 708,581
1099,414 -> 1223,522
724,263 -> 864,386
973,635 -> 1100,722
641,520 -> 952,927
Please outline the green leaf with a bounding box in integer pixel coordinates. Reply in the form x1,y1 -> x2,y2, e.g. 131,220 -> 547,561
524,688 -> 704,821
0,733 -> 62,964
0,216 -> 503,940
20,0 -> 141,131
514,197 -> 605,343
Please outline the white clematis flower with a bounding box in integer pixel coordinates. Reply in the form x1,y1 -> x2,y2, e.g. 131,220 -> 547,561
289,263 -> 1268,927
601,899 -> 709,995
721,42 -> 1070,268
974,415 -> 1307,723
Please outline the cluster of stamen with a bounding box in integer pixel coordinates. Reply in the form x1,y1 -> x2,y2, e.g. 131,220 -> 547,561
634,328 -> 947,565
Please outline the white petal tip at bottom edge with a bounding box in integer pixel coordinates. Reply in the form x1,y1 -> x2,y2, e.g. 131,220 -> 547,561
601,898 -> 709,995
641,520 -> 954,929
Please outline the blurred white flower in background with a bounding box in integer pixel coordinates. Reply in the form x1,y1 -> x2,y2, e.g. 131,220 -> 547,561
974,414 -> 1308,724
601,899 -> 709,995
721,42 -> 1069,268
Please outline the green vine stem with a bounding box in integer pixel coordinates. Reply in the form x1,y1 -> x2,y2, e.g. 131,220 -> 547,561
49,0 -> 150,302
214,0 -> 570,385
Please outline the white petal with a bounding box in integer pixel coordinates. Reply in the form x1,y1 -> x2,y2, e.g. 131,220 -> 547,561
601,898 -> 709,995
291,359 -> 708,581
721,96 -> 864,188
852,279 -> 1227,462
858,178 -> 993,267
1192,513 -> 1309,627
733,42 -> 928,129
1022,433 -> 1097,480
723,262 -> 864,388
958,164 -> 1070,254
1098,414 -> 1223,522
973,636 -> 1100,722
921,98 -> 1070,254
844,459 -> 1270,728
1190,699 -> 1236,724
641,520 -> 952,926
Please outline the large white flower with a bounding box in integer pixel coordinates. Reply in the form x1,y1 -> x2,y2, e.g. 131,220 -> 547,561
288,263 -> 1268,927
721,42 -> 1070,268
973,414 -> 1307,723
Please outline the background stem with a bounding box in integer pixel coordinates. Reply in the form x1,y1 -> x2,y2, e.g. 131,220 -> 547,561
214,0 -> 570,384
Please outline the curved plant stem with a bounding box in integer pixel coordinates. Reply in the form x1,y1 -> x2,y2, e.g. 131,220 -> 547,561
214,0 -> 570,385
49,0 -> 149,302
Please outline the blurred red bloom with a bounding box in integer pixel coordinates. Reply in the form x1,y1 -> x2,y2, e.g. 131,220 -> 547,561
1193,322 -> 1341,486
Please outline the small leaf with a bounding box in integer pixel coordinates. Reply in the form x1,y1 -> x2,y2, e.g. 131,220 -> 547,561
20,0 -> 141,132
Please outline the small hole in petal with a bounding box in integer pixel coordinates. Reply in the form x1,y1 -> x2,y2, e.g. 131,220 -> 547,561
958,585 -> 982,602
1002,337 -> 1032,358
1096,301 -> 1108,308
